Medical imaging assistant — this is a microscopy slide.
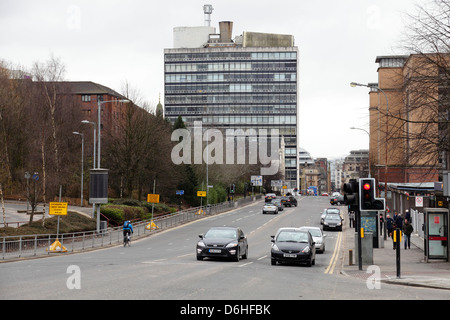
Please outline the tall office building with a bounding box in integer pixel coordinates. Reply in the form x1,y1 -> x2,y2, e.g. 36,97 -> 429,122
164,7 -> 299,188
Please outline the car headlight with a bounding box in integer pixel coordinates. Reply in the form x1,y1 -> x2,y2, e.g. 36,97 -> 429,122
197,241 -> 206,247
337,222 -> 342,226
302,246 -> 311,253
226,241 -> 238,248
272,244 -> 280,251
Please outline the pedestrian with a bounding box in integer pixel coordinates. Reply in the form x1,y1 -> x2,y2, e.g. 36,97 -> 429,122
405,209 -> 411,223
386,214 -> 394,238
394,211 -> 403,230
402,219 -> 414,249
379,213 -> 384,236
349,210 -> 355,228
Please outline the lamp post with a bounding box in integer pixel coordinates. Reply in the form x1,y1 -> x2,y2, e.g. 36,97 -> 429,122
73,132 -> 84,206
81,120 -> 96,169
350,82 -> 389,241
97,99 -> 129,168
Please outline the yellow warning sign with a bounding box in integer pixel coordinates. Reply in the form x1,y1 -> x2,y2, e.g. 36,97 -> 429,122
145,220 -> 159,230
49,202 -> 68,216
46,239 -> 67,253
197,191 -> 206,197
147,194 -> 160,203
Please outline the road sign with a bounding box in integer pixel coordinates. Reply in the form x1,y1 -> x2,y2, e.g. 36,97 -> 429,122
49,202 -> 68,216
176,190 -> 184,195
147,194 -> 160,203
415,196 -> 423,207
251,175 -> 263,187
197,191 -> 206,197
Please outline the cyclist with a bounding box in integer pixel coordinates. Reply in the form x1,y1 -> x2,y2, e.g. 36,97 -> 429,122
123,220 -> 134,245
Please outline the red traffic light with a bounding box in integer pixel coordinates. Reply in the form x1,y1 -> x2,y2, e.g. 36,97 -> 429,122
363,183 -> 371,191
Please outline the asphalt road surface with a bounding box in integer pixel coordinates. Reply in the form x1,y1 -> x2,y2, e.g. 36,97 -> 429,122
0,197 -> 447,301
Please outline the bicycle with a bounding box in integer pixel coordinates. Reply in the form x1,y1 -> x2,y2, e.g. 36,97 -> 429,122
123,232 -> 131,247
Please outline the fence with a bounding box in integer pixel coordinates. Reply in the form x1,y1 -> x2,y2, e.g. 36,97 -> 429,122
1,196 -> 261,261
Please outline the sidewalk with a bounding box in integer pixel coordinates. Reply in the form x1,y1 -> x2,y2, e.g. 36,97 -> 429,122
340,222 -> 450,291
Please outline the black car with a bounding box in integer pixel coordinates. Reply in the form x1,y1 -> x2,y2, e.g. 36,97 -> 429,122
280,196 -> 298,207
271,228 -> 316,267
330,195 -> 344,205
322,213 -> 343,231
197,227 -> 248,262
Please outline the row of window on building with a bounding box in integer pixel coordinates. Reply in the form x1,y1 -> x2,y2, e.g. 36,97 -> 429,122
166,93 -> 296,104
165,62 -> 297,73
165,72 -> 297,83
166,83 -> 297,93
165,51 -> 297,62
165,104 -> 296,114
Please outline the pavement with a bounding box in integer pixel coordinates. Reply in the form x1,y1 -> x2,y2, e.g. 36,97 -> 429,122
340,221 -> 450,291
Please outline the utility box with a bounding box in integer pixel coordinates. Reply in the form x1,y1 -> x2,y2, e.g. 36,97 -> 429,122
89,169 -> 108,204
355,232 -> 373,265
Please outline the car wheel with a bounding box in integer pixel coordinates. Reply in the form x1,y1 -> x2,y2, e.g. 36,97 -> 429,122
234,248 -> 240,262
197,255 -> 203,261
306,257 -> 312,267
242,246 -> 248,259
271,259 -> 277,265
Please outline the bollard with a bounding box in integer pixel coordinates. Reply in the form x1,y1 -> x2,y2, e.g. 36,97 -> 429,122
349,249 -> 353,265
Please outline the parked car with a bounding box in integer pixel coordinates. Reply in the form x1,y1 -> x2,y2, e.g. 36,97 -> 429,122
322,213 -> 344,231
262,202 -> 278,214
299,226 -> 326,253
196,227 -> 248,262
330,195 -> 345,205
320,208 -> 340,225
280,196 -> 298,207
271,198 -> 284,211
271,227 -> 316,267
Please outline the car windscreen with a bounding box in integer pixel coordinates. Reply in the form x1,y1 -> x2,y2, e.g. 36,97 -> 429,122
276,231 -> 309,243
205,229 -> 237,239
303,229 -> 321,237
325,215 -> 341,220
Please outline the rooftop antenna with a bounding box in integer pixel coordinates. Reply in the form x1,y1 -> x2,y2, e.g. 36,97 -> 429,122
203,4 -> 213,27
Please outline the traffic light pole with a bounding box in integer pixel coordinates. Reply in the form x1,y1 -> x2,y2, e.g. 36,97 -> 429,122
355,206 -> 362,271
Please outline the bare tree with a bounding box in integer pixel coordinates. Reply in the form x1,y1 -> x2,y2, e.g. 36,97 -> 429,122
387,0 -> 450,178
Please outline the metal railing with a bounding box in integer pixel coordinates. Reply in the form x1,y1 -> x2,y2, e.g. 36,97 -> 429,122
1,196 -> 261,261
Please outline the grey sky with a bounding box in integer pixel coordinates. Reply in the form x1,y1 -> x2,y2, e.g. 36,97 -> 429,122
0,0 -> 422,159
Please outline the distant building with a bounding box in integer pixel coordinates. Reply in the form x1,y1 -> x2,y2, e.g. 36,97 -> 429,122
54,81 -> 127,136
164,7 -> 299,187
342,149 -> 369,183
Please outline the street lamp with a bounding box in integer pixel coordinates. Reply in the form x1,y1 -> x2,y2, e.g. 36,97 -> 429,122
97,99 -> 130,168
81,120 -> 96,169
73,132 -> 84,206
351,81 -> 389,241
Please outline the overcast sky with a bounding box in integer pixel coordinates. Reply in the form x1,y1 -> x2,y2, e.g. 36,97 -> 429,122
0,0 -> 424,160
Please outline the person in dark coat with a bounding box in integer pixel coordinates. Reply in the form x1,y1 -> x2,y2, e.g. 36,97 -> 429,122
402,219 -> 414,249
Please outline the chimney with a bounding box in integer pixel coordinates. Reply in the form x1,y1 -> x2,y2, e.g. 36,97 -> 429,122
219,21 -> 233,43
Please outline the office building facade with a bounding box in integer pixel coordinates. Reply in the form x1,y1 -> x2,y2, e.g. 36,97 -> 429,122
164,19 -> 299,187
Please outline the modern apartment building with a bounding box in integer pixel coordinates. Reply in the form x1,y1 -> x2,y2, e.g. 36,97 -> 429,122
164,8 -> 299,187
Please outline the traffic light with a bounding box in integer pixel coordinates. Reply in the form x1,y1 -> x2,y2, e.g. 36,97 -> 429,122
343,179 -> 359,206
359,178 -> 385,211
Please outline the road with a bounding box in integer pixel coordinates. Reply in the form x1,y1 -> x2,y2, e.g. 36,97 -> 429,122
0,197 -> 447,302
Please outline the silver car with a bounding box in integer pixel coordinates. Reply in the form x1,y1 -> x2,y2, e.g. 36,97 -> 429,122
300,226 -> 326,253
320,208 -> 340,225
262,203 -> 278,214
